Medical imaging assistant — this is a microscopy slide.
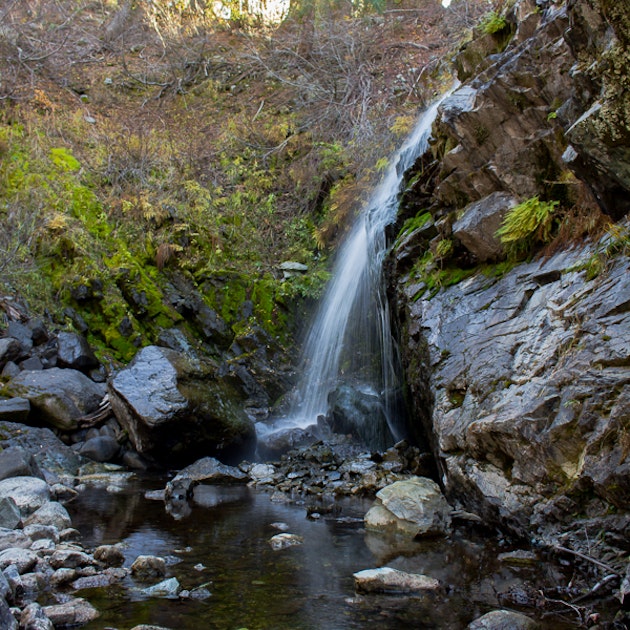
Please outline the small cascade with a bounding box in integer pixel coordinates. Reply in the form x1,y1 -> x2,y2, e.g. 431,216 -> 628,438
267,93 -> 451,448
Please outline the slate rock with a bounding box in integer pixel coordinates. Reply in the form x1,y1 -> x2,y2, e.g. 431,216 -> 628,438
0,337 -> 23,369
0,398 -> 30,424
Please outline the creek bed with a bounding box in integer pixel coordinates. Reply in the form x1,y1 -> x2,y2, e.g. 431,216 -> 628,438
66,475 -> 574,629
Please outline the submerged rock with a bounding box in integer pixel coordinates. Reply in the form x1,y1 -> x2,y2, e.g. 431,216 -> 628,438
269,533 -> 303,550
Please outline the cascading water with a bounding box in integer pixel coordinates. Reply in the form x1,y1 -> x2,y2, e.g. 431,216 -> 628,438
266,93 -> 451,449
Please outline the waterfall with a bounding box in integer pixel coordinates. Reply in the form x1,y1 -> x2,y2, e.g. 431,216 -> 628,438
266,93 -> 450,448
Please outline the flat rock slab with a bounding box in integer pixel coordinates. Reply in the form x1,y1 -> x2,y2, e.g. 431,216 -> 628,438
353,567 -> 441,594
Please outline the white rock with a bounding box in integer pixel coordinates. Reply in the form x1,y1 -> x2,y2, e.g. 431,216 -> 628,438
353,567 -> 441,594
0,476 -> 49,516
269,533 -> 303,550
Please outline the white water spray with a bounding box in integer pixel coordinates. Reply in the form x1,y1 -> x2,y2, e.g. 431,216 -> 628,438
269,92 -> 452,446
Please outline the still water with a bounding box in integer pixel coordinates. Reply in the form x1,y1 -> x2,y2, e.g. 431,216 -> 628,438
67,476 -> 569,630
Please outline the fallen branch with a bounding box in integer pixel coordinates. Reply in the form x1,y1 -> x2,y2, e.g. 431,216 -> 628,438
552,545 -> 619,575
572,573 -> 619,603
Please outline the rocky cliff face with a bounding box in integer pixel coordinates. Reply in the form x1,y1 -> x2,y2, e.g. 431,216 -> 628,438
391,0 -> 630,542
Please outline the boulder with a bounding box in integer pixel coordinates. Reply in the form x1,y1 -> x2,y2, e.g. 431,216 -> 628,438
17,602 -> 53,630
468,609 -> 539,629
24,501 -> 72,530
452,192 -> 518,262
164,456 -> 248,502
269,533 -> 303,550
365,477 -> 451,537
0,477 -> 49,516
108,346 -> 256,466
4,368 -> 106,431
0,498 -> 21,530
77,435 -> 120,463
256,425 -> 319,460
42,598 -> 100,626
0,445 -> 43,481
130,555 -> 166,580
141,577 -> 181,598
0,423 -> 84,481
353,567 -> 441,594
93,544 -> 125,567
328,384 -> 395,451
56,332 -> 100,371
0,528 -> 32,552
0,596 -> 17,630
0,338 -> 24,368
0,398 -> 30,424
0,547 -> 38,574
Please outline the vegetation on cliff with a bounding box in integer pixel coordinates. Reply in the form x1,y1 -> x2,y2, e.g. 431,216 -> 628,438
0,0 -> 488,363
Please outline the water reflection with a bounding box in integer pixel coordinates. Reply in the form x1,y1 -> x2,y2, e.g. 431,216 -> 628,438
67,478 -> 569,629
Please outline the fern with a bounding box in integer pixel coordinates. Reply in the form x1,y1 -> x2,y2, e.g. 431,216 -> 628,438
496,196 -> 559,257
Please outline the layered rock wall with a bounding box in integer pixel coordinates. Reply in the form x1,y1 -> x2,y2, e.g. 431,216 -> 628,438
392,0 -> 630,537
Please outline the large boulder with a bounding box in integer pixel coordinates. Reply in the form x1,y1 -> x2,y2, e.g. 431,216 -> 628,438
365,477 -> 452,538
3,368 -> 105,431
108,346 -> 256,467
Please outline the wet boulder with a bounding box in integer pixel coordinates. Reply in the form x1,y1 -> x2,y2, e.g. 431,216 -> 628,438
328,384 -> 395,451
108,346 -> 256,467
3,368 -> 106,431
164,456 -> 248,502
55,332 -> 100,372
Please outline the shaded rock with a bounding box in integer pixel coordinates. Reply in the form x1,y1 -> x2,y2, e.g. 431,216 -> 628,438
0,445 -> 43,481
23,524 -> 59,544
467,609 -> 539,629
142,577 -> 180,598
42,597 -> 100,626
93,544 -> 125,567
0,596 -> 17,630
0,497 -> 21,530
256,426 -> 319,460
164,456 -> 248,502
19,357 -> 43,371
0,338 -> 24,368
365,477 -> 451,537
269,533 -> 303,550
0,398 -> 30,424
71,567 -> 128,590
452,192 -> 517,262
49,549 -> 94,570
328,384 -> 395,451
130,555 -> 166,580
353,567 -> 441,594
0,477 -> 49,516
0,423 -> 84,481
5,323 -> 32,353
77,436 -> 120,463
24,502 -> 72,530
0,547 -> 38,573
130,626 -> 173,630
4,369 -> 105,431
108,346 -> 255,466
56,332 -> 99,371
1,361 -> 20,379
17,602 -> 53,630
0,528 -> 32,552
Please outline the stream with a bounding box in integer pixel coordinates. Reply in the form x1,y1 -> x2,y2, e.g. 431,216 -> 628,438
66,475 -> 575,630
